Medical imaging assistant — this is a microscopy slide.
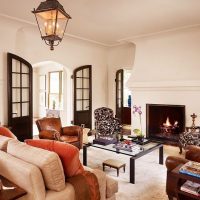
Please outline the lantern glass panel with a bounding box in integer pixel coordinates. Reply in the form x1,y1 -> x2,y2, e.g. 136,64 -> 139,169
35,10 -> 68,38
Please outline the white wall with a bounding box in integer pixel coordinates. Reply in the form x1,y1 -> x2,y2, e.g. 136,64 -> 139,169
129,26 -> 200,82
33,67 -> 39,118
127,27 -> 200,135
0,16 -> 108,127
0,17 -> 20,125
107,43 -> 135,112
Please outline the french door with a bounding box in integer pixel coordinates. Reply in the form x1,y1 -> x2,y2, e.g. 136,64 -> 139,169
115,69 -> 124,121
73,65 -> 92,128
7,53 -> 33,141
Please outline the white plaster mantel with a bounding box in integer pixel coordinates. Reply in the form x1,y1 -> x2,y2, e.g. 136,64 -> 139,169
128,80 -> 200,91
126,27 -> 200,132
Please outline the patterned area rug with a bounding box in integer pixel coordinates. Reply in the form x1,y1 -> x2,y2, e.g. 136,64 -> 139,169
80,145 -> 184,200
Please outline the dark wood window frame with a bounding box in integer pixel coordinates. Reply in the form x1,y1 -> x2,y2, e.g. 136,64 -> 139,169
7,52 -> 33,141
73,65 -> 92,128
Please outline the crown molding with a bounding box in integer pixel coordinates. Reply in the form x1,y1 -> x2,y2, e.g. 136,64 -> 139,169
118,24 -> 200,43
2,13 -> 200,48
0,13 -> 35,26
0,13 -> 111,47
63,33 -> 109,47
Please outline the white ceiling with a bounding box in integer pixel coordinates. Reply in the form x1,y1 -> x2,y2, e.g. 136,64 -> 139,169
1,0 -> 200,46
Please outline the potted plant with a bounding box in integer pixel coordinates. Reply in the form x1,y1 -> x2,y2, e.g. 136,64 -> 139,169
132,105 -> 144,142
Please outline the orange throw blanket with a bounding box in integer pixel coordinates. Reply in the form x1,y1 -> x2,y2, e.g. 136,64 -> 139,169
67,171 -> 100,200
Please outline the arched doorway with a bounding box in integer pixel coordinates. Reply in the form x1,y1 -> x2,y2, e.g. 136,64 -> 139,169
32,61 -> 73,136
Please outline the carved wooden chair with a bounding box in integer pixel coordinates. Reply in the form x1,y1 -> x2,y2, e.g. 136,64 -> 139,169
94,107 -> 122,138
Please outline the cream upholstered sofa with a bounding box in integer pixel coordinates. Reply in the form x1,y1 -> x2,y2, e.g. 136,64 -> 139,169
0,136 -> 118,200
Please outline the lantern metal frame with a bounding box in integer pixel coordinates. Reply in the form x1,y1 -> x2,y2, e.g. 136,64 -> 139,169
32,0 -> 71,50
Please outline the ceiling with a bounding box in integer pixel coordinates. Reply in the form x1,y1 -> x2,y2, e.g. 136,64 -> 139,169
1,0 -> 200,46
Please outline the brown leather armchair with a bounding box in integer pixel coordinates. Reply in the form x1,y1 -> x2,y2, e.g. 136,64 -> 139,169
36,117 -> 83,149
165,145 -> 200,199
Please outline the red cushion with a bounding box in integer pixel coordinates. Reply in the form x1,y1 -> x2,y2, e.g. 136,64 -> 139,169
25,139 -> 84,177
0,127 -> 17,139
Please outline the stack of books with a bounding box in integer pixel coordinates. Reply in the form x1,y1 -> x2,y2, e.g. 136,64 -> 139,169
180,180 -> 200,196
179,161 -> 200,178
93,138 -> 117,146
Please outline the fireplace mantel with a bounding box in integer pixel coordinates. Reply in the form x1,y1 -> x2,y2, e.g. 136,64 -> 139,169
126,27 -> 200,134
127,80 -> 200,135
127,80 -> 200,91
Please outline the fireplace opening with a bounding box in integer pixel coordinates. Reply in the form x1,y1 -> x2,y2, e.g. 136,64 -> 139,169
146,104 -> 185,144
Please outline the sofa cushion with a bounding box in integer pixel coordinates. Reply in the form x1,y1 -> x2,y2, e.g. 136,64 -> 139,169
7,139 -> 65,192
46,182 -> 75,200
0,126 -> 17,139
0,135 -> 13,152
25,139 -> 84,178
0,150 -> 46,200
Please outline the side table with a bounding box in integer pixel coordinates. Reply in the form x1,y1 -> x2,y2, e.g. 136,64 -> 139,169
0,175 -> 26,200
172,165 -> 200,200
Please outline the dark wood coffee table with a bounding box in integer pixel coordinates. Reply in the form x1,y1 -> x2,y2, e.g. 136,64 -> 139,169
83,140 -> 163,184
0,175 -> 27,200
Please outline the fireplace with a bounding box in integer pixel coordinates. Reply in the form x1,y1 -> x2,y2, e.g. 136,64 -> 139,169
146,104 -> 185,144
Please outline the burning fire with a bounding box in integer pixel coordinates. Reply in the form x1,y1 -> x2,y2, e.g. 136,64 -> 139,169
161,117 -> 179,135
163,117 -> 178,127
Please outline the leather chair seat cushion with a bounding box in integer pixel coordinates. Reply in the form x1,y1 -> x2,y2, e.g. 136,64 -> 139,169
39,130 -> 56,140
25,139 -> 84,178
60,136 -> 79,143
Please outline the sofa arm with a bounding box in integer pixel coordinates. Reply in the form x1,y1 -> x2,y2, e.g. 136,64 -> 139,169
106,175 -> 118,199
62,126 -> 83,149
84,167 -> 118,200
185,145 -> 200,162
62,126 -> 82,136
84,167 -> 106,200
165,156 -> 188,172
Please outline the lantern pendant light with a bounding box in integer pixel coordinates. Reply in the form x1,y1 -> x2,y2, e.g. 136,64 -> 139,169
32,0 -> 71,50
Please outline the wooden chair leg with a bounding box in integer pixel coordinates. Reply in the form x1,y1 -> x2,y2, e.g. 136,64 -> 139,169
103,164 -> 105,171
123,165 -> 125,173
117,168 -> 119,177
179,144 -> 182,154
167,195 -> 173,200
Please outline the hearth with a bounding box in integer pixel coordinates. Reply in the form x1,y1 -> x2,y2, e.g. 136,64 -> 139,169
146,104 -> 185,144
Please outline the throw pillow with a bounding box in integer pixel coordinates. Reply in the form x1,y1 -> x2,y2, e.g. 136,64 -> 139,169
25,139 -> 84,178
0,127 -> 17,139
